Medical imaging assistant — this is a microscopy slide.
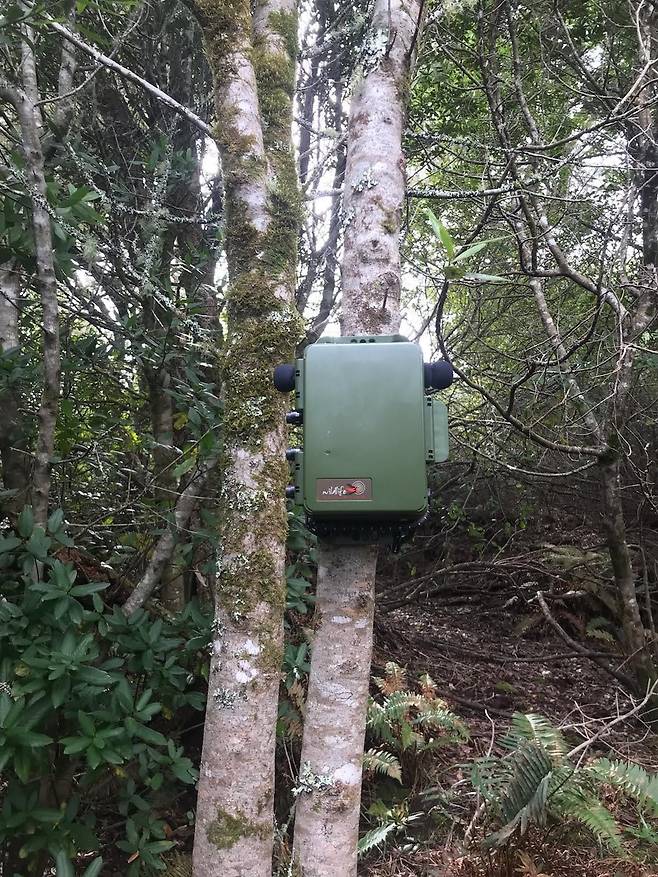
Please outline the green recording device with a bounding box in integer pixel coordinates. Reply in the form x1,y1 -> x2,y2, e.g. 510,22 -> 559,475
274,335 -> 453,547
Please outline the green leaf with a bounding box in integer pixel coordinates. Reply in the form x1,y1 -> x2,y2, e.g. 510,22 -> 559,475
0,535 -> 21,554
17,505 -> 34,538
136,689 -> 154,712
78,711 -> 96,737
144,840 -> 175,854
82,858 -> 104,877
426,208 -> 455,260
26,527 -> 51,559
61,736 -> 91,755
70,581 -> 109,597
55,850 -> 75,877
453,236 -> 507,263
173,456 -> 196,478
77,666 -> 112,686
50,676 -> 71,709
13,748 -> 32,782
47,509 -> 64,532
133,723 -> 167,747
86,746 -> 102,769
20,730 -> 54,747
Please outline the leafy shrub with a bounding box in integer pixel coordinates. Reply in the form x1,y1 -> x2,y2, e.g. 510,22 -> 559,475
0,508 -> 210,874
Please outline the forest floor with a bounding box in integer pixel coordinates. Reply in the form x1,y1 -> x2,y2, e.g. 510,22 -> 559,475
362,523 -> 658,877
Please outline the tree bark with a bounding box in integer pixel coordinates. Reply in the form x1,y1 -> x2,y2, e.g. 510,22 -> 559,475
1,75 -> 61,528
0,261 -> 29,518
191,0 -> 302,874
293,0 -> 423,872
293,545 -> 378,875
600,458 -> 654,689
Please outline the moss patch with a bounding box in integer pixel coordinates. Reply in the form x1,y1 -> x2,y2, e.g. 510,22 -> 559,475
206,807 -> 268,850
194,0 -> 252,77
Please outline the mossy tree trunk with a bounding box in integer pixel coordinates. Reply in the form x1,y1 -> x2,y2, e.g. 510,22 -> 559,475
292,0 -> 424,873
190,0 -> 302,875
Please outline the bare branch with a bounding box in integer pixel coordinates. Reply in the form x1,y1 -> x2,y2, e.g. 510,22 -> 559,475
44,17 -> 214,138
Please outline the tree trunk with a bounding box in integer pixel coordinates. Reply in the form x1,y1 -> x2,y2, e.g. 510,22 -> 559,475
600,459 -> 654,689
0,261 -> 29,518
293,545 -> 377,875
191,0 -> 301,873
293,0 -> 423,872
1,64 -> 61,528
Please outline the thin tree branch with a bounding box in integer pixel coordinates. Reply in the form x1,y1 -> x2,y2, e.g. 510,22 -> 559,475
123,457 -> 217,616
44,17 -> 214,138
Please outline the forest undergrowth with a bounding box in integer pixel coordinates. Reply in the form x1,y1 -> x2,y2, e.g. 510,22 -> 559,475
3,482 -> 658,876
354,487 -> 658,877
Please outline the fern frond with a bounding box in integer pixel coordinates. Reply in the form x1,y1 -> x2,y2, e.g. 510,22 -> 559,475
483,742 -> 555,847
588,758 -> 658,813
554,784 -> 622,851
381,661 -> 407,694
162,854 -> 192,877
382,691 -> 414,723
363,748 -> 402,782
418,672 -> 437,698
414,701 -> 469,740
503,713 -> 567,762
367,699 -> 394,742
502,745 -> 554,824
586,617 -> 615,643
357,822 -> 396,856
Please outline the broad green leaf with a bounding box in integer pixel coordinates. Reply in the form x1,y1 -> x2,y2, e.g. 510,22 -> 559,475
133,723 -> 167,747
77,666 -> 112,686
453,236 -> 507,263
20,731 -> 54,747
426,208 -> 455,260
70,581 -> 109,597
47,509 -> 64,532
78,711 -> 96,737
55,850 -> 75,877
0,535 -> 21,554
17,505 -> 34,538
61,736 -> 91,755
82,858 -> 104,877
173,456 -> 196,479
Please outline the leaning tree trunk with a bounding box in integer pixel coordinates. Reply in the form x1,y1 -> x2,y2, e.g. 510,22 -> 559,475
191,0 -> 302,874
292,0 -> 424,873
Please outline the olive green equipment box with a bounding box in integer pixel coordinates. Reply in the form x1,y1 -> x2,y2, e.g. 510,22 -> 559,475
274,335 -> 453,546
